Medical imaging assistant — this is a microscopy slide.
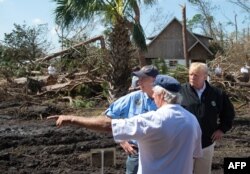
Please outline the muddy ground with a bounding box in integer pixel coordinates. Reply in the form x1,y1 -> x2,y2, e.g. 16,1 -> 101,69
0,97 -> 249,174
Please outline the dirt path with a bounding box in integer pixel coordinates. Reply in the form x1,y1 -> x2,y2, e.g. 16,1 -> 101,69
0,105 -> 249,174
0,115 -> 126,174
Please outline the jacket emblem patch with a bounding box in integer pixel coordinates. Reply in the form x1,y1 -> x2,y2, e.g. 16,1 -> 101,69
211,101 -> 216,107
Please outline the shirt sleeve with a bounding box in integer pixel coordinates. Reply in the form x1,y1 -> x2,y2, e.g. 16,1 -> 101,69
112,117 -> 143,142
111,112 -> 158,142
105,94 -> 132,119
112,119 -> 129,142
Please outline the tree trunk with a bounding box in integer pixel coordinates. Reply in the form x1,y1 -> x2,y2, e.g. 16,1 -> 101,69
107,20 -> 132,102
138,50 -> 147,66
182,5 -> 189,68
133,3 -> 147,67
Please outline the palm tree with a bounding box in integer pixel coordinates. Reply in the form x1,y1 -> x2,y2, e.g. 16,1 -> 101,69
53,0 -> 157,99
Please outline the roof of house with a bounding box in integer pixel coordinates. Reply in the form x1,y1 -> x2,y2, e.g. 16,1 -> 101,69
146,17 -> 213,56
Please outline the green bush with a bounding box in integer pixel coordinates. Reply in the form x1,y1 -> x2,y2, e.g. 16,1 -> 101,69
73,99 -> 96,108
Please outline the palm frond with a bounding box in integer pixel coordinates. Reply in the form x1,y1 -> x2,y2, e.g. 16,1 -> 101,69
132,23 -> 147,51
53,0 -> 103,28
127,0 -> 157,7
142,0 -> 157,5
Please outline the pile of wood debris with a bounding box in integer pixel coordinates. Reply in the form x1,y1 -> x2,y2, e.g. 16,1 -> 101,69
208,56 -> 250,111
1,38 -> 249,116
0,72 -> 108,119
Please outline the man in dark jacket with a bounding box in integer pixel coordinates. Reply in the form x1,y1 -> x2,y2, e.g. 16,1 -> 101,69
180,62 -> 235,174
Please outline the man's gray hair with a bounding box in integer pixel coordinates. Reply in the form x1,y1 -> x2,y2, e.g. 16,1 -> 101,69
153,85 -> 182,104
189,62 -> 208,75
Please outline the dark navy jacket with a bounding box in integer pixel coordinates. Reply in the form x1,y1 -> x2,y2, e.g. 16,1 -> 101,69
180,81 -> 235,148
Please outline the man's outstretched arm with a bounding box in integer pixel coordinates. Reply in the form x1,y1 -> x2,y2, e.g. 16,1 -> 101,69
47,115 -> 112,132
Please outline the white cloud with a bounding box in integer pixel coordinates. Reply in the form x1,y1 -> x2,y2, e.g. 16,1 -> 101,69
32,18 -> 45,25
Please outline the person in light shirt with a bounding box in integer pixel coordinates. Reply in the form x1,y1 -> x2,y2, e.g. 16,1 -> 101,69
240,66 -> 248,73
48,64 -> 56,76
48,74 -> 202,174
240,64 -> 249,82
214,64 -> 222,77
129,66 -> 141,92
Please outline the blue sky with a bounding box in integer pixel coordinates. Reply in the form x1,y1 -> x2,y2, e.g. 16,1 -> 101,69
0,0 -> 249,52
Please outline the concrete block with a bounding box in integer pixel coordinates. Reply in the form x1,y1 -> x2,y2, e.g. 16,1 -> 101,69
90,147 -> 116,167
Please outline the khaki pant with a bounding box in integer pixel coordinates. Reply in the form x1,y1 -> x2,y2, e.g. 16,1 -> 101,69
194,143 -> 215,174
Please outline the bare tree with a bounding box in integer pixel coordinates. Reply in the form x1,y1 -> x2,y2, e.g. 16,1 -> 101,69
228,0 -> 250,13
142,5 -> 173,37
55,20 -> 98,50
235,14 -> 238,41
188,0 -> 218,38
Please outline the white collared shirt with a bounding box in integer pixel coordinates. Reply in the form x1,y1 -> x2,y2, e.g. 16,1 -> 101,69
195,83 -> 206,99
112,104 -> 202,174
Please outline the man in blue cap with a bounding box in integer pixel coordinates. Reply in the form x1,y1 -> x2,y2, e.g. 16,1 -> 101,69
48,74 -> 202,174
105,65 -> 158,174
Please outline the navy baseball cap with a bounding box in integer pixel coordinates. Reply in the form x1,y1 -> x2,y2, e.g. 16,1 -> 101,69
154,75 -> 181,92
132,65 -> 159,78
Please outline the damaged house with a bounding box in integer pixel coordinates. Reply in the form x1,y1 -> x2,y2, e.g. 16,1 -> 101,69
144,17 -> 214,68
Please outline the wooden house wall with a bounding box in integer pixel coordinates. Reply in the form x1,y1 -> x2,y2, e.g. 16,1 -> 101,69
144,21 -> 183,59
189,43 -> 210,62
144,19 -> 212,62
195,35 -> 210,47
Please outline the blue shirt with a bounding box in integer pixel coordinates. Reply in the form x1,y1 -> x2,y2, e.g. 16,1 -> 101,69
105,90 -> 157,145
105,90 -> 157,119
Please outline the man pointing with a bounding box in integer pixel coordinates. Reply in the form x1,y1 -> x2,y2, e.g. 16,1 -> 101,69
48,74 -> 202,174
